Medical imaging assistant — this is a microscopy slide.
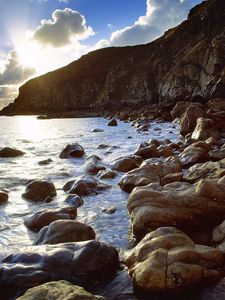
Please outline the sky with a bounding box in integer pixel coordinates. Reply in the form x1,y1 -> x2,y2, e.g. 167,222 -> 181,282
0,0 -> 202,108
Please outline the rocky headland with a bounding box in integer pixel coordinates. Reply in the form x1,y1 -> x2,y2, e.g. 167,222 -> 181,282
1,0 -> 225,117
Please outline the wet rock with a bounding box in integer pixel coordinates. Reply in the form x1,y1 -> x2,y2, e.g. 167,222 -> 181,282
119,156 -> 181,193
134,145 -> 160,160
191,118 -> 220,141
85,155 -> 106,174
97,144 -> 109,149
185,159 -> 225,183
0,240 -> 119,300
24,206 -> 77,232
92,128 -> 104,133
148,139 -> 161,147
37,115 -> 48,120
17,280 -> 105,300
0,147 -> 24,157
64,194 -> 84,208
108,119 -> 117,126
180,104 -> 205,136
101,206 -> 117,214
22,180 -> 56,202
99,271 -> 137,300
127,176 -> 225,242
126,227 -> 224,296
0,191 -> 8,204
207,98 -> 225,114
38,158 -> 53,165
111,156 -> 142,173
179,144 -> 210,167
63,175 -> 111,196
98,169 -> 117,179
34,220 -> 95,245
60,143 -> 85,159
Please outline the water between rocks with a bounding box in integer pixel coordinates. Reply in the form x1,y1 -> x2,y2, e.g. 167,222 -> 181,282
0,116 -> 179,258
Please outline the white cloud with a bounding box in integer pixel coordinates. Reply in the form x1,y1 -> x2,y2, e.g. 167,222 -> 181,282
0,50 -> 36,85
32,8 -> 94,47
97,0 -> 200,47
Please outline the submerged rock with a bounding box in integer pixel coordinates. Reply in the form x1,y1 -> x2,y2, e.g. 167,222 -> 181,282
0,191 -> 8,204
101,206 -> 117,214
34,220 -> 95,245
64,194 -> 84,208
85,155 -> 106,174
63,175 -> 111,196
60,143 -> 85,159
17,280 -> 105,300
0,147 -> 24,157
38,158 -> 53,165
92,128 -> 104,133
24,206 -> 77,232
98,169 -> 117,179
126,227 -> 224,296
0,240 -> 119,299
22,180 -> 57,201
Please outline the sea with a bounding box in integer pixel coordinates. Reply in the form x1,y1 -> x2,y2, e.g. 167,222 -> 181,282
0,116 -> 179,258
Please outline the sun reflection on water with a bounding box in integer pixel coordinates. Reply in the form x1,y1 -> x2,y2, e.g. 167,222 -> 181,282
14,116 -> 47,141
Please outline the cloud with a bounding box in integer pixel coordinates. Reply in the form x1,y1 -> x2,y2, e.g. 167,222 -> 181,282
97,0 -> 201,47
0,50 -> 36,85
32,8 -> 94,47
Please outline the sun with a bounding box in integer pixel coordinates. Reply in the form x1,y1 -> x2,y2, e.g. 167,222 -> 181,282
16,43 -> 40,71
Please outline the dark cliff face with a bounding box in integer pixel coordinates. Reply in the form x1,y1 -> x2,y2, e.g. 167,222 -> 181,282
2,0 -> 225,115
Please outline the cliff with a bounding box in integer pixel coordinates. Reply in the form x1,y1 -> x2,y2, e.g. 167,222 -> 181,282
2,0 -> 225,115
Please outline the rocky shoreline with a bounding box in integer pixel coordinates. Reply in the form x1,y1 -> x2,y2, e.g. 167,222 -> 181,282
1,98 -> 225,299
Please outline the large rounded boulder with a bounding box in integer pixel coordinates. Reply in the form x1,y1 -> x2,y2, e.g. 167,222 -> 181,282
34,220 -> 95,245
22,180 -> 57,201
60,143 -> 85,159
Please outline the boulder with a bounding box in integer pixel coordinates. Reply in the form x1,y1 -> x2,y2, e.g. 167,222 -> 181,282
64,194 -> 84,208
210,144 -> 225,161
60,143 -> 85,159
180,104 -> 205,136
24,206 -> 77,232
0,191 -> 8,204
0,241 -> 119,299
111,156 -> 142,173
157,145 -> 173,157
85,155 -> 106,174
126,227 -> 224,296
0,147 -> 24,157
22,180 -> 57,201
108,119 -> 117,126
191,118 -> 220,141
63,175 -> 110,196
171,101 -> 191,120
185,159 -> 225,183
34,220 -> 95,245
134,145 -> 160,160
179,144 -> 210,167
127,176 -> 225,243
160,172 -> 183,186
98,169 -> 117,179
17,280 -> 105,300
119,156 -> 181,193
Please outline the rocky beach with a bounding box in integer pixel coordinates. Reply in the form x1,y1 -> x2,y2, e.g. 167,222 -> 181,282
1,0 -> 225,299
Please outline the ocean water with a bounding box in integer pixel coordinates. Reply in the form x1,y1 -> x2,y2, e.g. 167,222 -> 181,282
0,116 -> 179,257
